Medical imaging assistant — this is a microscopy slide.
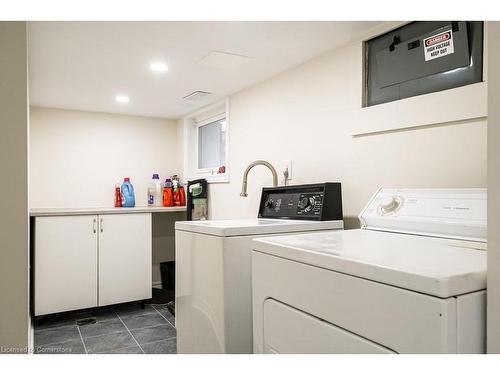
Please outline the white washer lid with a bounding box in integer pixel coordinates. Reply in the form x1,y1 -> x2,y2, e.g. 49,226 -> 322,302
359,188 -> 487,242
253,229 -> 486,298
175,219 -> 344,237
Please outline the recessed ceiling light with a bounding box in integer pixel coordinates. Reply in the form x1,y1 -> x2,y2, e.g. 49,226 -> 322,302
150,61 -> 168,73
115,95 -> 130,104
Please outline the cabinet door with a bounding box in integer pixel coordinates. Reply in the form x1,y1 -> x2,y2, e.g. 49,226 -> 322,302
98,213 -> 152,306
35,215 -> 98,316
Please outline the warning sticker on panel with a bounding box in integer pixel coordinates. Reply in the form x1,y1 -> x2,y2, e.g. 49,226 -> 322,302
423,30 -> 454,61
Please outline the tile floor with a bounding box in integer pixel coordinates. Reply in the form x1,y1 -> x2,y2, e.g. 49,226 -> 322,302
34,302 -> 176,354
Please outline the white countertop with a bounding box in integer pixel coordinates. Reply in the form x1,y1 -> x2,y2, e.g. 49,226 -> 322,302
253,229 -> 487,298
30,206 -> 187,217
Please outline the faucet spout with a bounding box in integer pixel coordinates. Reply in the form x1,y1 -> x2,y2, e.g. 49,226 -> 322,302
240,160 -> 278,197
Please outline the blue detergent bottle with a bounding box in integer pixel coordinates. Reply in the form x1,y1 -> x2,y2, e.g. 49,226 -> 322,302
121,177 -> 136,207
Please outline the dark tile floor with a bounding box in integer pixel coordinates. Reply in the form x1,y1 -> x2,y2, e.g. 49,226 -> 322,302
34,302 -> 176,354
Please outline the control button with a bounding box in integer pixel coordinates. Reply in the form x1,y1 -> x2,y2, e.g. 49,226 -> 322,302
379,196 -> 401,214
303,198 -> 315,212
298,197 -> 310,210
265,199 -> 274,208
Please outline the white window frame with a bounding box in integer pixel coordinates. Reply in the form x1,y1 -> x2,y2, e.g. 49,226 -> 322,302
183,99 -> 230,183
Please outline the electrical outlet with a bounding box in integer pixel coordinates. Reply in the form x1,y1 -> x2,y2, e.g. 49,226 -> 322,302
282,160 -> 292,182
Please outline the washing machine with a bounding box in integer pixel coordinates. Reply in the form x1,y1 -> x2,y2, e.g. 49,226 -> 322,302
175,183 -> 344,353
252,188 -> 487,354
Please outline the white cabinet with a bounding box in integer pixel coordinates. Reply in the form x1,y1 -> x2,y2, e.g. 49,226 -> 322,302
34,213 -> 152,316
98,214 -> 152,306
35,215 -> 99,316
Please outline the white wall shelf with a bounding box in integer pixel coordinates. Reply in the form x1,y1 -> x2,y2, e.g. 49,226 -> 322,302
353,82 -> 487,136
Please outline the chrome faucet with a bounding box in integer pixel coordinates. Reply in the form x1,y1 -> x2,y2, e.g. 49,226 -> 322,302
240,160 -> 278,197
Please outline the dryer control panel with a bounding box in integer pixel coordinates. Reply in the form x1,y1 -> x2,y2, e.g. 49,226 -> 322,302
258,183 -> 343,221
359,188 -> 487,242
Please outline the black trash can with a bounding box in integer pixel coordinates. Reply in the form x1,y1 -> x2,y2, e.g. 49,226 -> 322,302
160,261 -> 175,302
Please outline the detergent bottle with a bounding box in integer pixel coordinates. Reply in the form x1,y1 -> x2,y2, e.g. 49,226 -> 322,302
121,177 -> 136,207
114,180 -> 122,207
163,179 -> 173,207
179,181 -> 186,207
173,179 -> 181,206
148,174 -> 162,206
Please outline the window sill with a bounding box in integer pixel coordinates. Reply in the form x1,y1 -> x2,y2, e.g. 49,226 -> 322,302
187,173 -> 229,184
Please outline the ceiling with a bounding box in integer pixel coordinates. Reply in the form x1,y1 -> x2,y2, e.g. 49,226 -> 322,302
28,21 -> 379,119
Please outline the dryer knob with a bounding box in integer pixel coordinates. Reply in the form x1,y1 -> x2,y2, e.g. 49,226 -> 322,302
298,197 -> 310,210
380,196 -> 399,213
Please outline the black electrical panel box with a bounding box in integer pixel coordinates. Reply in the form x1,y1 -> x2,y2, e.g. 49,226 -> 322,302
258,183 -> 343,221
365,21 -> 483,106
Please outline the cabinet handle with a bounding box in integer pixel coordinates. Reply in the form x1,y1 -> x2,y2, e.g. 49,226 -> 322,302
100,217 -> 104,233
93,218 -> 97,233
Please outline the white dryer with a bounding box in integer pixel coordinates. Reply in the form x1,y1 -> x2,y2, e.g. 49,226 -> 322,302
175,183 -> 344,353
252,188 -> 487,354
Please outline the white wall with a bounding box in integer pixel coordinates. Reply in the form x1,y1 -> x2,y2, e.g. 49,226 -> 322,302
196,27 -> 487,228
30,107 -> 185,285
487,21 -> 500,353
30,107 -> 181,208
0,21 -> 30,352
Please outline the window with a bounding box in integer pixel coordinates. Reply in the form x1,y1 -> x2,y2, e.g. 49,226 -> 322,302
183,99 -> 229,183
198,117 -> 226,170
